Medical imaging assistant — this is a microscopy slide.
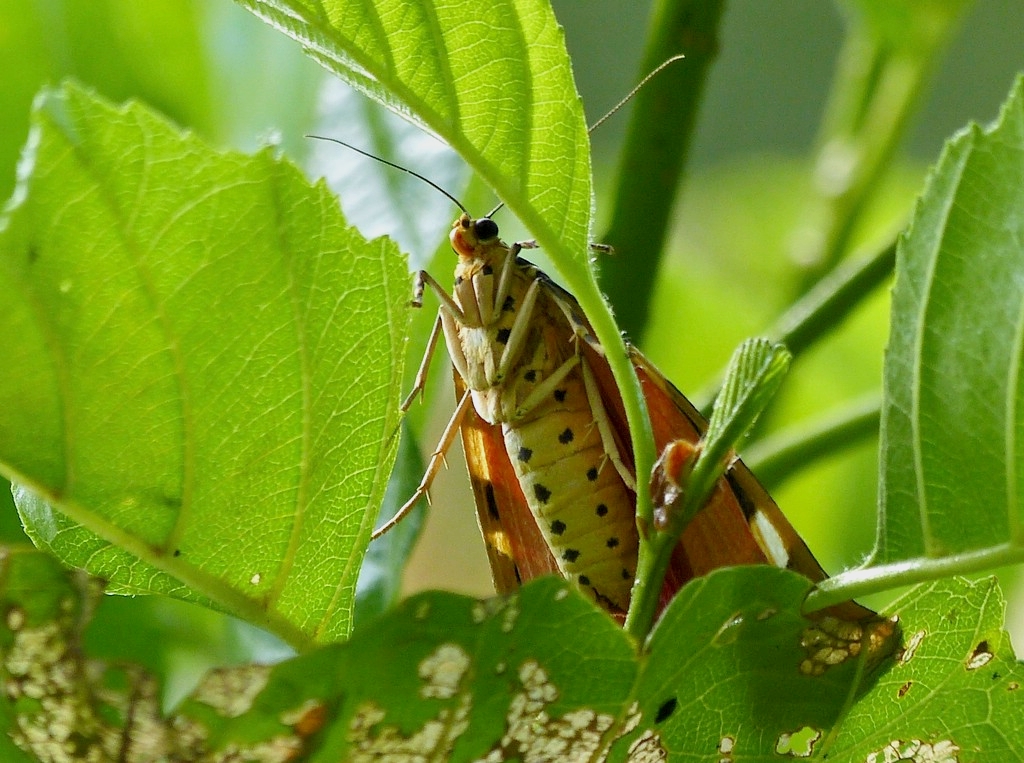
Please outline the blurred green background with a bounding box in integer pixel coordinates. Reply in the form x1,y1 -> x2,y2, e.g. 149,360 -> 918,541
2,0 -> 1023,666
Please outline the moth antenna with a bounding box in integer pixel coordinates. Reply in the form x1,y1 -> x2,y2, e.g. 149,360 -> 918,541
587,54 -> 686,134
306,135 -> 469,216
473,56 -> 685,226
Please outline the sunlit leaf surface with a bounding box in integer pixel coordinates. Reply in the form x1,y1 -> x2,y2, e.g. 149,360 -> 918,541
0,84 -> 408,645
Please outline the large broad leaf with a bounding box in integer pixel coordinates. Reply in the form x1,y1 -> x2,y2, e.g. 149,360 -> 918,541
238,0 -> 591,286
813,76 -> 1024,605
878,75 -> 1024,561
0,83 -> 409,646
7,547 -> 1021,761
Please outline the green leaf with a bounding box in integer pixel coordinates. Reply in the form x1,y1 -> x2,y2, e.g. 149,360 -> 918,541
7,547 -> 1022,761
0,83 -> 408,647
879,76 -> 1024,562
238,0 -> 591,279
317,578 -> 639,761
688,337 -> 790,517
826,577 -> 1024,760
812,76 -> 1024,608
706,339 -> 791,448
616,568 -> 896,760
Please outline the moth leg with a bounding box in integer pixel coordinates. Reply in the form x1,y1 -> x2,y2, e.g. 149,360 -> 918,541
416,269 -> 469,324
372,386 -> 474,540
546,288 -> 602,353
511,354 -> 581,419
580,355 -> 637,491
495,278 -> 542,384
406,271 -> 472,403
439,307 -> 472,384
401,314 -> 444,411
489,240 -> 538,326
491,244 -> 521,324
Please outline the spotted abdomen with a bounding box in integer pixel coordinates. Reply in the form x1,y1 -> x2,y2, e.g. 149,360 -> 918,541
502,364 -> 638,612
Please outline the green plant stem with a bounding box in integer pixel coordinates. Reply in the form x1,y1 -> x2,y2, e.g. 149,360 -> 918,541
796,3 -> 969,287
743,395 -> 880,489
773,239 -> 896,357
599,0 -> 725,343
625,526 -> 676,641
625,342 -> 789,640
805,544 -> 1024,614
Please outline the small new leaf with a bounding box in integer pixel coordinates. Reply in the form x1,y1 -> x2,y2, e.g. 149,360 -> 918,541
684,339 -> 791,525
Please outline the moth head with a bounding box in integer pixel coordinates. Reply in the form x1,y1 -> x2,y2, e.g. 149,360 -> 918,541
450,214 -> 500,258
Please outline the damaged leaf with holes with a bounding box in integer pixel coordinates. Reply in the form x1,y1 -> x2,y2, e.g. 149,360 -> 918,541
4,549 -> 1024,760
0,547 -> 336,761
315,577 -> 637,760
821,577 -> 1024,761
607,566 -> 899,760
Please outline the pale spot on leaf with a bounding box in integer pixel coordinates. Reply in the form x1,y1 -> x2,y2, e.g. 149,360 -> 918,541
501,601 -> 519,633
627,729 -> 668,762
347,696 -> 472,760
965,640 -> 993,670
419,643 -> 471,699
193,665 -> 272,718
6,607 -> 25,631
799,617 -> 865,676
481,659 -> 615,762
866,738 -> 960,763
900,629 -> 927,665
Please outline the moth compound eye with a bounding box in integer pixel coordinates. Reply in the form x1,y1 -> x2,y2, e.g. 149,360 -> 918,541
475,218 -> 499,241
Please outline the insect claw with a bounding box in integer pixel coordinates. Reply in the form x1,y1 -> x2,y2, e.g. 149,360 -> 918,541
400,387 -> 424,412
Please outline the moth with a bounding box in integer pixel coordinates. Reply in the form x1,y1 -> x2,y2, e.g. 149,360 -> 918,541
386,208 -> 875,623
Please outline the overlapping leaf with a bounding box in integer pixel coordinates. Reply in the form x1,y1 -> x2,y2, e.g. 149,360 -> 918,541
0,84 -> 408,645
8,547 -> 1021,761
877,77 -> 1024,565
238,0 -> 591,286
